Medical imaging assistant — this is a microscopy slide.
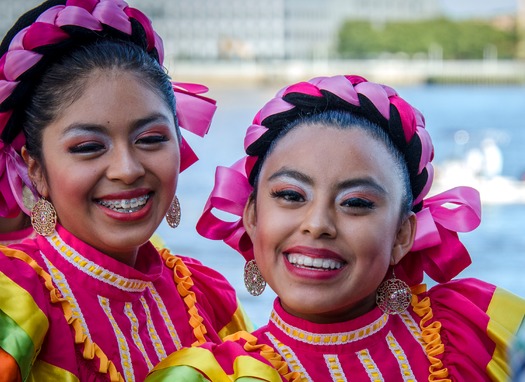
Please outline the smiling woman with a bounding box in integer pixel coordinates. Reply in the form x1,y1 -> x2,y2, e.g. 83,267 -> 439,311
146,75 -> 525,382
0,1 -> 250,381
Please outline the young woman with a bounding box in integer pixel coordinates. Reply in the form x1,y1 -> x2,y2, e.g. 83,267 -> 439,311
0,1 -> 250,381
147,75 -> 525,381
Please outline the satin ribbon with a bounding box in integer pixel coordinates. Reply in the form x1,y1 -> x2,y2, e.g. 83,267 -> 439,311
0,140 -> 34,217
196,158 -> 254,261
399,186 -> 482,285
172,82 -> 217,172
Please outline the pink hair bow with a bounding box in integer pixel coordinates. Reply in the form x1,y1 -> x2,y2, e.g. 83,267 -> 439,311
398,186 -> 482,285
196,157 -> 254,261
172,82 -> 217,172
0,139 -> 35,217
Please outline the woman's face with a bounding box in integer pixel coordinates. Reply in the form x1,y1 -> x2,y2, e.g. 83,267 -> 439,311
27,70 -> 179,266
244,124 -> 415,323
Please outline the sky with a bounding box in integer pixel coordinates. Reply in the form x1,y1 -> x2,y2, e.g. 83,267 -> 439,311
440,0 -> 517,18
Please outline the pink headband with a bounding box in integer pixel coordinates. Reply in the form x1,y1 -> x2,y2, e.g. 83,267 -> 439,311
0,0 -> 216,217
197,75 -> 481,285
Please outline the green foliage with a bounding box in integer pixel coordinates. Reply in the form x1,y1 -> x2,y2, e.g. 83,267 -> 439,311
338,18 -> 517,59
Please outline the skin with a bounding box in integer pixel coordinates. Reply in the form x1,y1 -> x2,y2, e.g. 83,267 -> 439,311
244,123 -> 416,324
22,69 -> 180,267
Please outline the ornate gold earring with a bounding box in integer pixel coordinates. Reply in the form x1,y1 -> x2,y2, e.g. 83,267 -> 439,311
31,197 -> 57,236
166,196 -> 181,228
376,267 -> 412,314
244,259 -> 266,296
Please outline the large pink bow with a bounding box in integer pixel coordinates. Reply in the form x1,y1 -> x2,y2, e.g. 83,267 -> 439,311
196,157 -> 254,261
398,186 -> 482,285
172,82 -> 217,172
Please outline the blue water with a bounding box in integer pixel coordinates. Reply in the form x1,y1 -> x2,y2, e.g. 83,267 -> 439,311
157,84 -> 525,327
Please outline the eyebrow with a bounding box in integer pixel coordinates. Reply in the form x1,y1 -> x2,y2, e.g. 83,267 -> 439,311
62,113 -> 173,136
268,168 -> 387,195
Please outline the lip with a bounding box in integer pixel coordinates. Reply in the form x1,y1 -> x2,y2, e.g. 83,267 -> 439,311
95,188 -> 152,200
283,245 -> 344,260
283,245 -> 346,280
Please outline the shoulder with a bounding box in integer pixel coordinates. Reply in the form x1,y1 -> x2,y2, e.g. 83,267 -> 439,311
414,278 -> 525,381
0,245 -> 53,379
158,249 -> 252,336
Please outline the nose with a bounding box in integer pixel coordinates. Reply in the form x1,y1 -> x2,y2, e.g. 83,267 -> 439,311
299,200 -> 337,239
106,144 -> 145,184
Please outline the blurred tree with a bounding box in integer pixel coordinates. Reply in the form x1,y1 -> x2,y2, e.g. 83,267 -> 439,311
338,18 -> 517,59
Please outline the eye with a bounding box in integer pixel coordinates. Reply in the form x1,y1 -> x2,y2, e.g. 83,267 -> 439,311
136,134 -> 169,145
270,189 -> 305,203
341,197 -> 375,209
68,142 -> 106,154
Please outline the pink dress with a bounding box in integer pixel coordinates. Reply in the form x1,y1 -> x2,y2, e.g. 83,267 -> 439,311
0,226 -> 35,245
147,278 -> 525,382
0,224 -> 250,381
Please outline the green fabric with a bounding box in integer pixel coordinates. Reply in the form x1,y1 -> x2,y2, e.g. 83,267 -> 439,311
0,309 -> 35,381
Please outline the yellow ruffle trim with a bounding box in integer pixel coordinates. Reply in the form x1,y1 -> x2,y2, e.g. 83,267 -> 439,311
224,331 -> 301,382
159,249 -> 208,346
410,284 -> 450,382
4,249 -> 123,382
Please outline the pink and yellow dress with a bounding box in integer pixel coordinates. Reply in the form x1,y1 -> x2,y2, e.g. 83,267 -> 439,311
0,224 -> 251,381
0,226 -> 35,246
147,278 -> 525,382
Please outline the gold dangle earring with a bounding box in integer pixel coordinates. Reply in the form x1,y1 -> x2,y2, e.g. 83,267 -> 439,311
376,267 -> 412,314
31,197 -> 57,236
244,259 -> 266,296
166,196 -> 181,228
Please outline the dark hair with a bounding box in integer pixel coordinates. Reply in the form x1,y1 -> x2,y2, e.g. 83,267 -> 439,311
250,109 -> 413,217
23,39 -> 178,161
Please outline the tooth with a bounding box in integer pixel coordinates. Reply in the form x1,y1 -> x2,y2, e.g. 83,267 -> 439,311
312,258 -> 323,268
130,198 -> 138,208
302,257 -> 313,266
322,260 -> 331,269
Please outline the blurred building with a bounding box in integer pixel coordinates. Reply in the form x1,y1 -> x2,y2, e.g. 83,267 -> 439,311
2,0 -> 440,60
132,0 -> 441,60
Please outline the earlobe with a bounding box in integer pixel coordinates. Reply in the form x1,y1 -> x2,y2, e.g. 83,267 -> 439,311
391,213 -> 417,265
21,146 -> 48,197
242,196 -> 257,240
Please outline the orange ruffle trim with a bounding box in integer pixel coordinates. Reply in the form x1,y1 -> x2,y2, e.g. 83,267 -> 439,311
159,249 -> 208,346
410,284 -> 450,382
225,331 -> 301,382
4,248 -> 123,382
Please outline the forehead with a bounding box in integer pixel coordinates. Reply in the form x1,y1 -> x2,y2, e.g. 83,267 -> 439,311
261,123 -> 403,188
51,70 -> 172,127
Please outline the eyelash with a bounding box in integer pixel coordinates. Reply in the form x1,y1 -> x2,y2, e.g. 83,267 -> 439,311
69,142 -> 105,154
341,197 -> 375,209
270,189 -> 304,202
136,135 -> 169,144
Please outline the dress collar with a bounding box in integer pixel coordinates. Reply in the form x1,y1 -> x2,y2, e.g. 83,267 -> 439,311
268,298 -> 390,347
38,224 -> 163,292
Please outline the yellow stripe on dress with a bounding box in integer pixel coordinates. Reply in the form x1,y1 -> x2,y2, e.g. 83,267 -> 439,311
147,347 -> 230,381
486,287 -> 525,380
0,253 -> 49,380
27,359 -> 79,382
218,302 -> 254,339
